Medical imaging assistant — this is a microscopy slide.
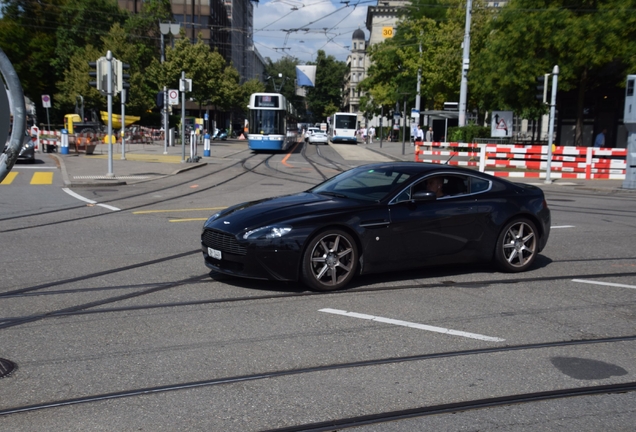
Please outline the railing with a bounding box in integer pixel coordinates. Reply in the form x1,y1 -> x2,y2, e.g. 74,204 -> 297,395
415,142 -> 627,180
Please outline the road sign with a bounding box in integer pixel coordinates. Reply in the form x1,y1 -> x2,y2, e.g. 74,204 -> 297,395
168,89 -> 179,105
41,94 -> 51,108
491,111 -> 513,137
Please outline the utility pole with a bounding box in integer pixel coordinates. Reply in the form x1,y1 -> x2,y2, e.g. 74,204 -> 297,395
121,89 -> 126,160
106,50 -> 114,177
545,65 -> 559,184
458,0 -> 472,127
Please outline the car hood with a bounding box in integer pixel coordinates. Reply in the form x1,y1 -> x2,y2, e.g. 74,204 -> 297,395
205,192 -> 363,234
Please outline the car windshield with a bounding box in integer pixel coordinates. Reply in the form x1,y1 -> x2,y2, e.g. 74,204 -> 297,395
310,167 -> 412,202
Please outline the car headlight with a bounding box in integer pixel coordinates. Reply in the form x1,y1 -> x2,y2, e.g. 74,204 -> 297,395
204,213 -> 221,227
243,225 -> 292,240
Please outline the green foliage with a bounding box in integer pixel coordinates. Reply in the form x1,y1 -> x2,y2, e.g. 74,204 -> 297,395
304,50 -> 347,123
470,0 -> 636,145
239,79 -> 266,114
447,124 -> 490,143
0,0 -> 64,121
264,56 -> 305,118
54,0 -> 128,79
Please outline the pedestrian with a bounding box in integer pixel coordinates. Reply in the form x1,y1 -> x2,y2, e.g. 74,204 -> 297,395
362,127 -> 367,143
368,126 -> 375,142
594,128 -> 607,148
414,124 -> 424,145
425,126 -> 434,142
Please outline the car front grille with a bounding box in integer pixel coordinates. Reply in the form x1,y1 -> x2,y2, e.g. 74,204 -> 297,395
202,229 -> 247,256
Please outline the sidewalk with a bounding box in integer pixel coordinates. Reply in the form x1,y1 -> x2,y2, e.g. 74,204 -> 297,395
49,137 -> 633,194
49,139 -> 245,187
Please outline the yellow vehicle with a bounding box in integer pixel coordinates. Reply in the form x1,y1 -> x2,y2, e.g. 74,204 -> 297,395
100,111 -> 141,129
63,114 -> 101,134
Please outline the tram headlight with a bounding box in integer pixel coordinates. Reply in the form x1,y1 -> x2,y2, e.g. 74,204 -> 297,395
243,225 -> 292,240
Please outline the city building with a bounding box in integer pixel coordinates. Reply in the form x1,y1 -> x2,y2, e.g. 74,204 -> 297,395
117,0 -> 265,83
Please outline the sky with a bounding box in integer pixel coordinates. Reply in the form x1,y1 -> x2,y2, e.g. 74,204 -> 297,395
252,0 -> 372,64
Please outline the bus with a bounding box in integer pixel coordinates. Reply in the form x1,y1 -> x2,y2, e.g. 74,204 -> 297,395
328,112 -> 358,144
247,93 -> 299,151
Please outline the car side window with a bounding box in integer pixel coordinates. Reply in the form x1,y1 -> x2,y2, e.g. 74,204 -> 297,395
469,177 -> 491,193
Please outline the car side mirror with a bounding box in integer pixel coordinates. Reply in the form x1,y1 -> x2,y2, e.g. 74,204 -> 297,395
411,191 -> 437,201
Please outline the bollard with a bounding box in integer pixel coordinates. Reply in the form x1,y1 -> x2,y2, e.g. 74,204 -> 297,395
190,130 -> 196,160
60,128 -> 69,154
203,133 -> 210,157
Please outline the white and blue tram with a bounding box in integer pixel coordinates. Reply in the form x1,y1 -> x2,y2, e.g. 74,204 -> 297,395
247,93 -> 299,151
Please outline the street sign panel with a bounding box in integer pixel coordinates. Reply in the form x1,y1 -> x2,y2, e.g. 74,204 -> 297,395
491,111 -> 513,137
168,89 -> 179,105
42,94 -> 51,108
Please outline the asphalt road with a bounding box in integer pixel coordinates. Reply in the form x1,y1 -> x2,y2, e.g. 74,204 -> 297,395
0,143 -> 635,431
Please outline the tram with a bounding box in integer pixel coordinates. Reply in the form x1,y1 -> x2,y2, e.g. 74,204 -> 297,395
247,93 -> 299,151
328,112 -> 358,144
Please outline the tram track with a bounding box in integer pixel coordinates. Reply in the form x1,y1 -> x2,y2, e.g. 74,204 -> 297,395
0,334 -> 634,418
2,267 -> 635,329
0,153 -> 277,233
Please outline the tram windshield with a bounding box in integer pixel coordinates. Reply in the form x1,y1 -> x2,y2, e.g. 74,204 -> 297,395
249,109 -> 285,135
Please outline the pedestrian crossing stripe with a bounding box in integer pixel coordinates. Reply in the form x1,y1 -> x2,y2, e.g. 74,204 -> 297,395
1,172 -> 19,185
1,171 -> 54,185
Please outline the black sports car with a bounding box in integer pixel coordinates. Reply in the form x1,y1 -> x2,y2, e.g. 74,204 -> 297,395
201,162 -> 550,291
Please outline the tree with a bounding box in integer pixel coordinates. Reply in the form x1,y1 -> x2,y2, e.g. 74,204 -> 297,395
264,56 -> 303,116
146,33 -> 242,126
361,0 -> 495,116
56,23 -> 156,121
305,50 -> 347,122
239,78 -> 266,115
0,0 -> 65,121
470,0 -> 636,146
54,0 -> 128,80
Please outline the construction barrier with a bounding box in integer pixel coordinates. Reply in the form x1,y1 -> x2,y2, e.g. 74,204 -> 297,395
415,142 -> 627,180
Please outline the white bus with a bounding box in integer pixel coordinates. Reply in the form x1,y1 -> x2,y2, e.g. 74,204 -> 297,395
328,112 -> 358,144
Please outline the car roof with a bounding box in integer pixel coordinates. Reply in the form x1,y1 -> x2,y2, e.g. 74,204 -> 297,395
354,162 -> 502,180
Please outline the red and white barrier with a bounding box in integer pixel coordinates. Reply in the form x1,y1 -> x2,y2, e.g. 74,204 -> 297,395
415,142 -> 627,180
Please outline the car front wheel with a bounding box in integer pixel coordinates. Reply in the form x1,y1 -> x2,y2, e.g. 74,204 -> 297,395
301,229 -> 358,291
494,218 -> 538,272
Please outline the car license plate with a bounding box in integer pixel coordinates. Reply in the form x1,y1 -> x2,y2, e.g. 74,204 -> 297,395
208,247 -> 222,260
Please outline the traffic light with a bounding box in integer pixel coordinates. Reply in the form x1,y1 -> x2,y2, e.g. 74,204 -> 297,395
536,73 -> 550,104
88,58 -> 107,93
117,61 -> 130,94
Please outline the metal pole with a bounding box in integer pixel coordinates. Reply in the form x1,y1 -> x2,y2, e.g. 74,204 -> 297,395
379,106 -> 383,149
107,50 -> 114,177
121,89 -> 126,160
545,65 -> 559,184
163,86 -> 168,154
458,0 -> 472,127
46,107 -> 50,133
181,71 -> 186,163
416,39 -> 421,114
402,98 -> 406,155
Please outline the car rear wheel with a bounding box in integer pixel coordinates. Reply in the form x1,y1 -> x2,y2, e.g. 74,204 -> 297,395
301,229 -> 358,291
494,218 -> 538,272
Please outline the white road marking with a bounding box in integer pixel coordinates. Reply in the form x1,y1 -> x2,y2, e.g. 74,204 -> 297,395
552,225 -> 575,229
97,203 -> 121,211
319,308 -> 505,342
62,188 -> 120,211
572,279 -> 636,290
